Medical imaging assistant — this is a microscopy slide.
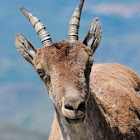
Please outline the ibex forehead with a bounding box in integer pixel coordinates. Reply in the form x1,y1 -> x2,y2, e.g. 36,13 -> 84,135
34,40 -> 93,71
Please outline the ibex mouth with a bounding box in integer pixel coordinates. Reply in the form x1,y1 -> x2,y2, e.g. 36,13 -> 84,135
65,116 -> 85,125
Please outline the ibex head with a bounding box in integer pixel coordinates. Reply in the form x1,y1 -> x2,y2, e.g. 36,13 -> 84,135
15,0 -> 102,125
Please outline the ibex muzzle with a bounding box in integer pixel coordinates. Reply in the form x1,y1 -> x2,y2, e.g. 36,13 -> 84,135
62,85 -> 86,124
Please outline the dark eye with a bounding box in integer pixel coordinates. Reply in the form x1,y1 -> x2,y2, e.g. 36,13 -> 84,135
37,69 -> 45,78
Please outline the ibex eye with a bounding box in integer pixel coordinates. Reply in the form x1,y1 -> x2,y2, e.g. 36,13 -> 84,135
37,69 -> 45,77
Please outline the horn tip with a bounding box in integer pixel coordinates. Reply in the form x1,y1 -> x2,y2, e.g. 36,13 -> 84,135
18,4 -> 26,13
18,4 -> 29,17
80,0 -> 85,4
18,4 -> 23,10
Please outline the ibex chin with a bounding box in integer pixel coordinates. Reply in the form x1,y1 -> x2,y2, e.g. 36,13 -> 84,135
15,0 -> 140,139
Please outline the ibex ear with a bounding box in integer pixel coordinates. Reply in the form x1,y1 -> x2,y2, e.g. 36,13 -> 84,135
15,34 -> 37,66
83,18 -> 102,54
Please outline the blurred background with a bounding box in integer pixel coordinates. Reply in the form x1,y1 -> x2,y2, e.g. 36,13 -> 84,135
0,0 -> 140,139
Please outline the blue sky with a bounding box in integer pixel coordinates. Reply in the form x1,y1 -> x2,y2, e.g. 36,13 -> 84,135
0,0 -> 140,138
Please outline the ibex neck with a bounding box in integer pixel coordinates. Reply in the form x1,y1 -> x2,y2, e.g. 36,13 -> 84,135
55,93 -> 104,140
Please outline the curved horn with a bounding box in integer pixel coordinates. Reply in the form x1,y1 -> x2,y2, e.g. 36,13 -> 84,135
18,5 -> 52,47
68,0 -> 84,42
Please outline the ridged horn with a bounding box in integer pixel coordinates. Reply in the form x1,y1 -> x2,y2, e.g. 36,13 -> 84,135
68,0 -> 85,42
18,5 -> 52,47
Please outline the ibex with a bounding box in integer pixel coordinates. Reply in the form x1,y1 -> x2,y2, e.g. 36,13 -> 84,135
15,0 -> 140,139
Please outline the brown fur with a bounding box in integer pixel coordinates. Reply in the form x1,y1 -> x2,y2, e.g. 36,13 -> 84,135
34,40 -> 140,139
90,64 -> 140,138
35,40 -> 92,106
49,64 -> 140,140
15,36 -> 140,139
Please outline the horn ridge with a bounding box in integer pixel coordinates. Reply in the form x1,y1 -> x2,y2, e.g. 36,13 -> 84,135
68,0 -> 85,42
18,4 -> 52,47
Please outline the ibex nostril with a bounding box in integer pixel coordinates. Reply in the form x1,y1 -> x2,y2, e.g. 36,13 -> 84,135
65,105 -> 74,111
77,102 -> 85,112
65,101 -> 85,112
